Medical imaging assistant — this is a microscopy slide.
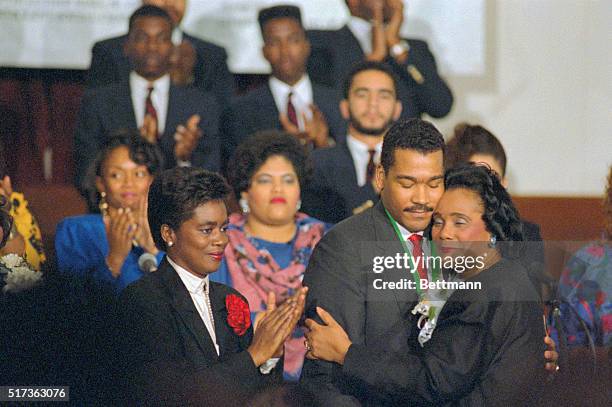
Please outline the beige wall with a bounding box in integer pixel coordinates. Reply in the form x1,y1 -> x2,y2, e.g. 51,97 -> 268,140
426,0 -> 611,196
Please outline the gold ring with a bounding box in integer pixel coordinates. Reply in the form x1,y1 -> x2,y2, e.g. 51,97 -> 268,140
304,339 -> 311,352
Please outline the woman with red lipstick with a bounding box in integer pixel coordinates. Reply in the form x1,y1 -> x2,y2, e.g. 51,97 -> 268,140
56,131 -> 163,291
119,166 -> 306,404
210,131 -> 329,381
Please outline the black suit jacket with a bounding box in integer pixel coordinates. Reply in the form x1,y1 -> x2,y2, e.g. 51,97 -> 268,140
73,81 -> 221,191
87,33 -> 233,108
301,142 -> 378,224
307,26 -> 453,119
301,200 -> 420,405
118,258 -> 280,405
341,258 -> 544,406
222,81 -> 346,163
301,201 -> 544,406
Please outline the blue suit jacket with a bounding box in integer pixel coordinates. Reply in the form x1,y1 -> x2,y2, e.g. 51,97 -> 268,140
86,33 -> 233,108
302,142 -> 378,224
222,82 -> 346,163
307,26 -> 453,119
73,80 -> 221,190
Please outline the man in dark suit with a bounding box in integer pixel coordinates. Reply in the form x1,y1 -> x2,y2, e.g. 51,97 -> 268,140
87,0 -> 233,108
300,119 -> 557,405
301,119 -> 444,405
307,0 -> 453,119
74,5 -> 221,192
223,5 -> 345,163
301,61 -> 401,224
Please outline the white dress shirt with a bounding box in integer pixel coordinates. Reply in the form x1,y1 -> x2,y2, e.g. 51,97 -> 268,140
269,74 -> 313,131
168,256 -> 219,356
394,220 -> 432,277
130,72 -> 171,133
346,134 -> 382,187
172,27 -> 183,46
347,16 -> 373,55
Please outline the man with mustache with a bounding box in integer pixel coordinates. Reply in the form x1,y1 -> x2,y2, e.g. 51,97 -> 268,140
87,0 -> 233,109
302,61 -> 401,224
301,119 -> 558,405
74,5 -> 221,194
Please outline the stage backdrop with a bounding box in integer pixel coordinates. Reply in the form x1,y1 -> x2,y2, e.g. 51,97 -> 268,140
0,0 -> 485,76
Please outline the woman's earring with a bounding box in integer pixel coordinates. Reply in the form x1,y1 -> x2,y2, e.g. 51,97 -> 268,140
99,191 -> 108,216
296,199 -> 302,212
167,241 -> 174,247
239,198 -> 250,214
489,235 -> 497,248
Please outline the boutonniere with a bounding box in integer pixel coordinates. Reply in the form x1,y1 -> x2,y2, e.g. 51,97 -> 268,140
225,294 -> 251,336
411,299 -> 438,347
0,253 -> 42,294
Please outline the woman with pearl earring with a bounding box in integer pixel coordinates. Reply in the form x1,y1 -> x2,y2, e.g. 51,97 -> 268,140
210,131 -> 330,381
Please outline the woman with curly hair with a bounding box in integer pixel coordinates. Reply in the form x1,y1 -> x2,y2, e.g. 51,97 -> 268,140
55,130 -> 164,291
558,166 -> 612,347
210,131 -> 329,381
304,165 -> 545,405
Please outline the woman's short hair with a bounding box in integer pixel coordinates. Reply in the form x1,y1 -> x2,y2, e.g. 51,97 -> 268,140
148,167 -> 230,251
445,123 -> 507,176
83,129 -> 164,211
444,164 -> 524,258
227,131 -> 311,198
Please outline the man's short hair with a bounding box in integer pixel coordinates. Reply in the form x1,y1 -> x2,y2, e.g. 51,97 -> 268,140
128,5 -> 173,33
342,60 -> 399,99
381,119 -> 445,172
258,5 -> 303,34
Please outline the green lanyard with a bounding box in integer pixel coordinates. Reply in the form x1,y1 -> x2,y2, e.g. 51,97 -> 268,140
384,207 -> 441,298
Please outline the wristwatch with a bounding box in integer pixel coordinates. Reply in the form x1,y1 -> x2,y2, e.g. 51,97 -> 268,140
390,40 -> 410,58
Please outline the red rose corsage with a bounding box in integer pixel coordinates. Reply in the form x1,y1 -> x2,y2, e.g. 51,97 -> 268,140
226,294 -> 251,336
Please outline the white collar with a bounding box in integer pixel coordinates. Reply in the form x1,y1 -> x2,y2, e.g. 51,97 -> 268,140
268,74 -> 311,98
129,71 -> 171,93
346,134 -> 383,154
346,16 -> 373,54
172,27 -> 183,46
167,256 -> 209,295
397,222 -> 425,242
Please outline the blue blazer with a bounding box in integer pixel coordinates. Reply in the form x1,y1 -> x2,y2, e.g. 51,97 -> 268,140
73,81 -> 222,190
86,33 -> 233,109
222,82 -> 346,163
55,214 -> 164,292
307,26 -> 453,119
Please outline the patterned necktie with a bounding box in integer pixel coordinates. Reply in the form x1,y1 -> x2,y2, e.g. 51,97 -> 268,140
145,86 -> 158,137
287,91 -> 298,127
408,234 -> 427,281
366,149 -> 377,184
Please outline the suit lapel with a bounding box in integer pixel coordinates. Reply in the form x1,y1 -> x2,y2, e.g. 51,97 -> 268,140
371,201 -> 419,313
159,259 -> 220,361
261,84 -> 282,130
166,85 -> 182,136
209,284 -> 247,357
113,82 -> 137,130
339,26 -> 366,72
337,143 -> 360,191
